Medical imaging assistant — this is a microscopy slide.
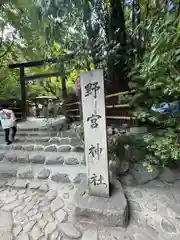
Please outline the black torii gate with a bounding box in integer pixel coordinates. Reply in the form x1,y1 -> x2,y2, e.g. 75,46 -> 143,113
9,57 -> 67,120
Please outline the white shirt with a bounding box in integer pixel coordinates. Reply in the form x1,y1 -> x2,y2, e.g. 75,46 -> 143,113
0,109 -> 16,129
38,104 -> 43,109
48,102 -> 53,110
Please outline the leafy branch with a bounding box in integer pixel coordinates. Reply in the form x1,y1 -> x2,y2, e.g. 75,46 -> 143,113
0,41 -> 14,59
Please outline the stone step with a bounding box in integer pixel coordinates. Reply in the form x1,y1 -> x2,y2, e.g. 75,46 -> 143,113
0,161 -> 86,183
18,129 -> 77,137
0,177 -> 85,198
0,142 -> 84,152
13,136 -> 82,145
17,127 -> 56,132
0,130 -> 58,137
0,150 -> 85,165
0,129 -> 77,137
1,127 -> 58,132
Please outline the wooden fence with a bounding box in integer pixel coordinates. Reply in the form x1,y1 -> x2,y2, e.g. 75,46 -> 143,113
65,90 -> 136,126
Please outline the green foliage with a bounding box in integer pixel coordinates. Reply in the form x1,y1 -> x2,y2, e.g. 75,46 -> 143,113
143,130 -> 180,166
0,44 -> 22,99
78,125 -> 84,140
108,134 -> 147,163
129,14 -> 180,166
0,0 -> 93,100
27,84 -> 47,99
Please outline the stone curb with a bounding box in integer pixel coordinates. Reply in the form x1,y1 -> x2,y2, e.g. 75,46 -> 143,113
0,151 -> 85,166
0,165 -> 86,183
0,142 -> 84,153
0,169 -> 86,187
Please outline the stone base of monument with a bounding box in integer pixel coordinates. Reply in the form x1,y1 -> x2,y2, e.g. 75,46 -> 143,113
74,179 -> 129,227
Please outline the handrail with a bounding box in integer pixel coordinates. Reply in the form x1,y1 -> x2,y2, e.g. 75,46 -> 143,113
66,101 -> 79,106
106,104 -> 130,108
106,90 -> 135,99
68,115 -> 135,120
65,91 -> 135,106
67,104 -> 130,111
67,109 -> 79,112
106,91 -> 130,98
68,115 -> 80,118
106,116 -> 135,120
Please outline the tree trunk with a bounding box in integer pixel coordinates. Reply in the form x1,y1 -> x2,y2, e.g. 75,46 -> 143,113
108,0 -> 129,91
83,0 -> 100,68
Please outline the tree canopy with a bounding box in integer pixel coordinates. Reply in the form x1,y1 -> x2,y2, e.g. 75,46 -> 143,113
0,0 -> 92,99
1,0 -> 178,98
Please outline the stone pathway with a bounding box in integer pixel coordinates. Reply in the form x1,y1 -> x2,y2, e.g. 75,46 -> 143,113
123,180 -> 180,240
0,118 -> 179,239
0,179 -> 81,240
0,178 -> 180,240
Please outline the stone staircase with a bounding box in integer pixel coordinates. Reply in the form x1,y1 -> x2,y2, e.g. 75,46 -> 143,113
0,121 -> 86,187
0,119 -> 179,240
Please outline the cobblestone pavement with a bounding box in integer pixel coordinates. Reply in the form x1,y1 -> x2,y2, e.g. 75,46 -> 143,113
0,178 -> 179,240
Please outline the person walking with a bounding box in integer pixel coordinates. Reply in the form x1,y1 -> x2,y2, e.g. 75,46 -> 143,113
48,100 -> 53,117
35,102 -> 41,118
33,103 -> 37,116
43,100 -> 48,118
52,101 -> 57,117
0,104 -> 17,145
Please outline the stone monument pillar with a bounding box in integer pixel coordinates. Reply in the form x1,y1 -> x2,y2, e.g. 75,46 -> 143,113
74,70 -> 128,228
80,70 -> 110,197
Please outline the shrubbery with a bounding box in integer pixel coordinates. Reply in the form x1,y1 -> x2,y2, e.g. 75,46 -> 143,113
128,15 -> 180,167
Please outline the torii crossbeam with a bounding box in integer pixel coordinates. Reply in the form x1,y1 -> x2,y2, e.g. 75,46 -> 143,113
9,57 -> 67,120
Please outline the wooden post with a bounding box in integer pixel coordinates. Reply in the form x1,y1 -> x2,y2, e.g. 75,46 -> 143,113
78,90 -> 83,121
80,70 -> 110,198
62,76 -> 67,99
20,67 -> 26,120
